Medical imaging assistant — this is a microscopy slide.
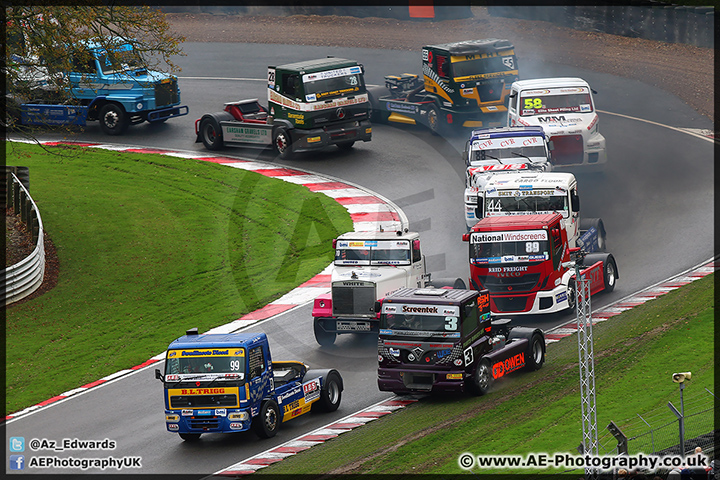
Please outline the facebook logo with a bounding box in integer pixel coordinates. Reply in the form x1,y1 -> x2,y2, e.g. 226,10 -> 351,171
9,455 -> 25,470
9,437 -> 25,452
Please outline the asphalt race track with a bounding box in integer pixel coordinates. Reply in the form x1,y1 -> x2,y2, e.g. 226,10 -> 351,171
5,43 -> 714,475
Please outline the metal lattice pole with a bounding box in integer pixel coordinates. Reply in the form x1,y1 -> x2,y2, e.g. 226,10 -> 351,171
576,263 -> 598,477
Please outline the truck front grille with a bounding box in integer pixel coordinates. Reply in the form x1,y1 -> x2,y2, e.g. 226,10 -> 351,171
154,79 -> 179,107
493,296 -> 530,313
332,283 -> 376,316
169,394 -> 237,408
188,417 -> 220,430
476,80 -> 504,103
475,274 -> 541,293
550,135 -> 584,165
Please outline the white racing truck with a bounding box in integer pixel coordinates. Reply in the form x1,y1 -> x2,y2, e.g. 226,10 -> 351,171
462,127 -> 606,250
311,229 -> 465,346
507,77 -> 606,172
462,126 -> 553,230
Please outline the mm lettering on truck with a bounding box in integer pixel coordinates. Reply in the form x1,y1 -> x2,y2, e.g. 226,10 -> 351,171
156,328 -> 343,441
377,287 -> 545,396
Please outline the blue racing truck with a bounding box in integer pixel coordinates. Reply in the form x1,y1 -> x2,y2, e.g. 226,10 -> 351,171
16,40 -> 188,135
155,328 -> 343,441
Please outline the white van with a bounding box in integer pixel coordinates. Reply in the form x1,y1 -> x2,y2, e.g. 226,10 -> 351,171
507,78 -> 607,172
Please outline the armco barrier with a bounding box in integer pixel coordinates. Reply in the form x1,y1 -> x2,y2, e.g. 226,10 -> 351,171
3,172 -> 45,305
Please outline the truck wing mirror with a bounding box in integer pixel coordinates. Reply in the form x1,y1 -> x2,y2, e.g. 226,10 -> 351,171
547,140 -> 554,151
509,92 -> 517,98
462,233 -> 470,242
155,368 -> 164,381
374,300 -> 382,313
571,192 -> 580,212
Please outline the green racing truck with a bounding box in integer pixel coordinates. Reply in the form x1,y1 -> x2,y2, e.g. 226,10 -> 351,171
196,57 -> 372,158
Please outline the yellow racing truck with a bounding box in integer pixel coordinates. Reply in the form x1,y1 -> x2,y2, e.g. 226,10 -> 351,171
368,39 -> 519,135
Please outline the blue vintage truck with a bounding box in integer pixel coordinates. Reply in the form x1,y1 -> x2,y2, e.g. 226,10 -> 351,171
155,328 -> 343,441
17,40 -> 188,135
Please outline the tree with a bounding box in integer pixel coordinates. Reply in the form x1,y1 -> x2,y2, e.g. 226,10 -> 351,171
3,4 -> 186,131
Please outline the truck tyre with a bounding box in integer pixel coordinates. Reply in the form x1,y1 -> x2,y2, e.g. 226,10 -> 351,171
524,333 -> 545,371
273,127 -> 293,159
252,399 -> 280,438
603,259 -> 617,293
426,105 -> 441,136
337,141 -> 355,151
199,117 -> 223,150
567,279 -> 577,312
470,359 -> 492,396
315,372 -> 342,412
179,433 -> 201,442
99,103 -> 129,135
314,318 -> 336,346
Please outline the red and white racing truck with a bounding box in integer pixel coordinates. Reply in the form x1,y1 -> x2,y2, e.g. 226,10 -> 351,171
462,213 -> 618,315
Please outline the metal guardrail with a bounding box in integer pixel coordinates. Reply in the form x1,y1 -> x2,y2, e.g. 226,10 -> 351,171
3,171 -> 45,305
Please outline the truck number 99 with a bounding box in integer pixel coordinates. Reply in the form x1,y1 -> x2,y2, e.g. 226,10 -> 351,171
230,360 -> 241,371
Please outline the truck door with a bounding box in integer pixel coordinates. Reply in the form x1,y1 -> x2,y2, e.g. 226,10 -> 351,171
412,239 -> 424,287
507,87 -> 519,126
247,344 -> 273,407
568,186 -> 580,243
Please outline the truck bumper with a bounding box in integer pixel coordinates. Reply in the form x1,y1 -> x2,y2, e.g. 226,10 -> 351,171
377,367 -> 466,394
488,284 -> 570,315
147,105 -> 189,123
164,408 -> 251,435
315,316 -> 378,335
290,119 -> 372,153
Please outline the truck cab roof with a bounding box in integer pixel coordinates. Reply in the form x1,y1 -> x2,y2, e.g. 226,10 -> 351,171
168,330 -> 267,350
424,39 -> 514,55
470,126 -> 546,139
383,287 -> 479,306
336,230 -> 419,241
471,213 -> 563,232
482,171 -> 576,190
271,57 -> 360,74
511,77 -> 591,90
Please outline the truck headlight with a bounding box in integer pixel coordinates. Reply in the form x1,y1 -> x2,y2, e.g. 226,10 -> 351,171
229,412 -> 249,421
165,414 -> 180,422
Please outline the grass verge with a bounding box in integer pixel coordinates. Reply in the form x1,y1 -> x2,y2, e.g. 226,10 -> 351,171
261,273 -> 715,476
5,142 -> 353,415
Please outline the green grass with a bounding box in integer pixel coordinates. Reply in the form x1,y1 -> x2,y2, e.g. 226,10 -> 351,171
5,142 -> 353,415
261,273 -> 715,476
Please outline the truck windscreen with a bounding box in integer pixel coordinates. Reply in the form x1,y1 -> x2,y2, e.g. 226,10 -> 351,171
469,230 -> 549,264
165,349 -> 245,376
335,240 -> 411,266
471,144 -> 546,161
485,195 -> 568,217
452,54 -> 515,79
97,45 -> 144,75
520,91 -> 593,116
381,313 -> 459,333
303,68 -> 365,101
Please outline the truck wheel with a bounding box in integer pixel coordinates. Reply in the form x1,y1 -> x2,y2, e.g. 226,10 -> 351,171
337,141 -> 355,151
273,127 -> 293,159
252,400 -> 280,438
603,259 -> 617,292
315,372 -> 342,412
314,318 -> 336,346
524,333 -> 545,371
470,359 -> 492,396
200,117 -> 223,150
567,279 -> 576,312
426,105 -> 441,136
179,433 -> 201,442
99,103 -> 129,135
